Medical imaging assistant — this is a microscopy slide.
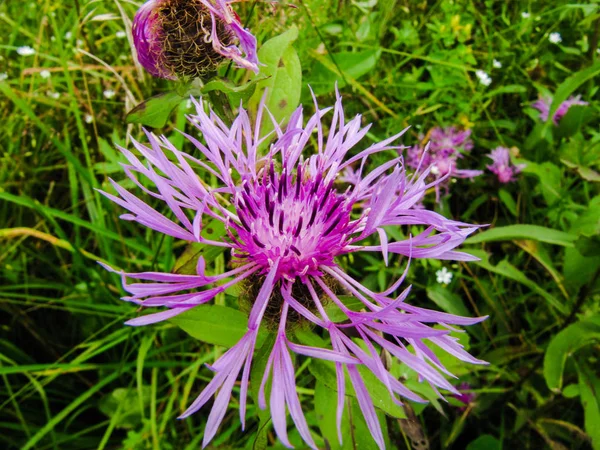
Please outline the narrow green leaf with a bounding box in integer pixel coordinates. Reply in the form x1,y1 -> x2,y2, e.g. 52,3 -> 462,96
466,435 -> 502,450
307,49 -> 382,95
468,250 -> 568,314
577,365 -> 600,450
314,381 -> 386,449
498,189 -> 518,217
547,61 -> 600,123
426,285 -> 470,317
466,224 -> 576,247
543,316 -> 600,391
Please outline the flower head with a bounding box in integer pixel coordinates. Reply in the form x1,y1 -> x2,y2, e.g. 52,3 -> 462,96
521,12 -> 530,19
492,59 -> 502,69
532,94 -> 588,125
101,93 -> 486,449
406,127 -> 482,202
475,70 -> 492,86
549,32 -> 562,44
16,46 -> 36,56
133,0 -> 258,79
436,267 -> 453,285
486,147 -> 525,184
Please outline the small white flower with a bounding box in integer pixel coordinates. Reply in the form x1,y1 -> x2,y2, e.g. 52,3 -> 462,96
549,32 -> 562,44
103,89 -> 115,99
84,114 -> 94,124
0,73 -> 7,81
436,267 -> 453,285
521,12 -> 530,19
40,70 -> 51,79
475,69 -> 492,86
47,91 -> 60,99
185,99 -> 193,109
65,31 -> 73,40
116,30 -> 126,39
493,59 -> 502,69
430,165 -> 440,175
17,46 -> 36,56
76,39 -> 84,48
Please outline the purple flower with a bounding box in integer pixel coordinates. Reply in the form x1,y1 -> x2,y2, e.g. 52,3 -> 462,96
486,147 -> 525,184
133,0 -> 259,79
100,92 -> 486,449
406,127 -> 482,202
454,382 -> 476,410
532,95 -> 588,125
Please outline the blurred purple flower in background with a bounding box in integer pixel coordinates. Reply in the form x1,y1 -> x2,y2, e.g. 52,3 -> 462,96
454,382 -> 476,411
101,93 -> 486,449
406,126 -> 483,202
486,147 -> 525,184
531,95 -> 588,125
133,0 -> 259,79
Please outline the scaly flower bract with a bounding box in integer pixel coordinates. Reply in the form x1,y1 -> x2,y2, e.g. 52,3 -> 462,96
486,147 -> 525,183
101,92 -> 486,449
133,0 -> 258,79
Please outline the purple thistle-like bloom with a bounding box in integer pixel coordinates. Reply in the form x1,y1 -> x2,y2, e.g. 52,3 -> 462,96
133,0 -> 259,79
100,92 -> 486,449
406,127 -> 482,202
531,95 -> 588,125
486,147 -> 525,184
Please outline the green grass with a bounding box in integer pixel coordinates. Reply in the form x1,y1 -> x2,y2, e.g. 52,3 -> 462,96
1,0 -> 599,449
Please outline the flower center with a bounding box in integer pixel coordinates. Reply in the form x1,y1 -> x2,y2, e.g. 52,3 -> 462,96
157,0 -> 235,78
231,163 -> 357,279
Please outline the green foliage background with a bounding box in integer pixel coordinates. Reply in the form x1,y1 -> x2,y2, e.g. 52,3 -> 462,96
0,1 -> 599,449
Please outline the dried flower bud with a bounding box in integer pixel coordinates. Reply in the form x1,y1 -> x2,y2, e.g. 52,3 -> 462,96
133,0 -> 259,80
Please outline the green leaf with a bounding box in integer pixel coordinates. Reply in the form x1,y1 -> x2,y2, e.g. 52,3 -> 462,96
248,27 -> 302,137
172,218 -> 227,275
466,224 -> 576,247
201,77 -> 267,106
426,285 -> 470,317
314,381 -> 387,449
547,61 -> 600,124
324,295 -> 365,322
466,435 -> 502,450
249,333 -> 276,450
170,305 -> 266,348
498,189 -> 518,217
577,364 -> 600,450
297,328 -> 407,419
562,384 -> 580,398
484,84 -> 527,97
543,316 -> 600,391
468,250 -> 568,314
306,49 -> 382,95
99,387 -> 151,429
126,91 -> 187,128
521,161 -> 562,205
